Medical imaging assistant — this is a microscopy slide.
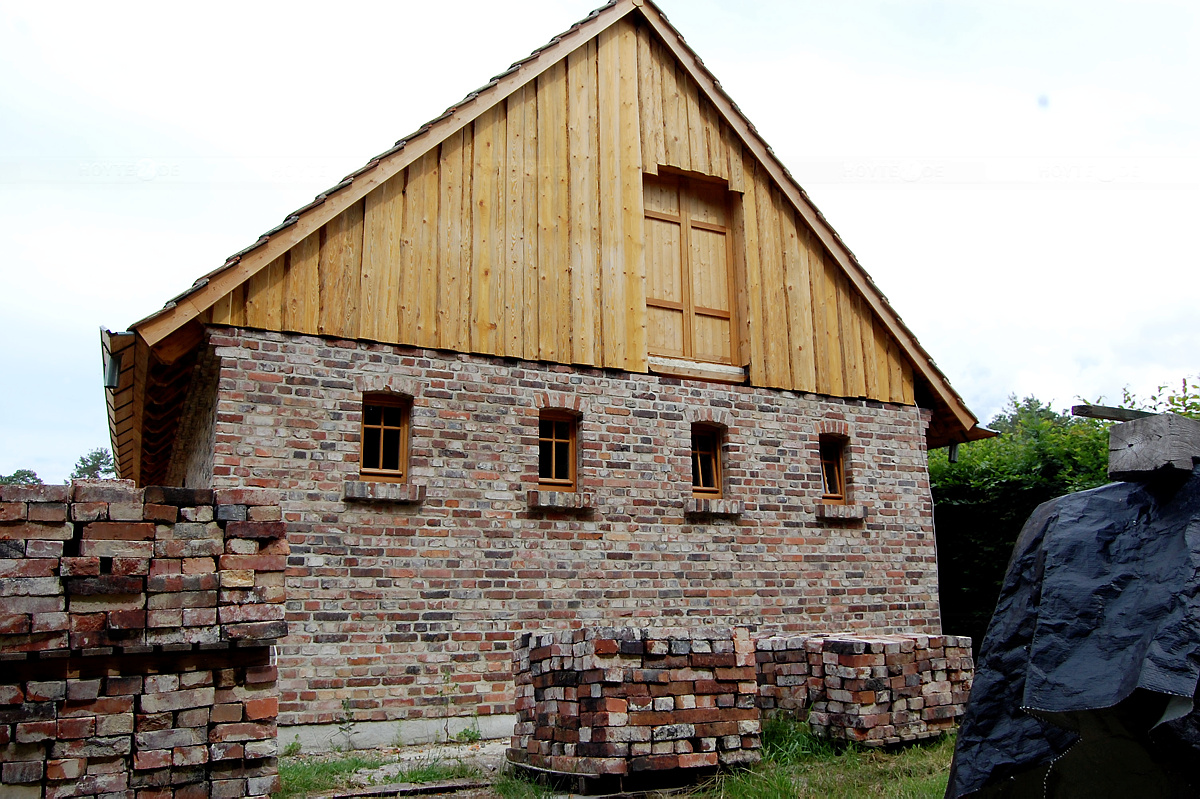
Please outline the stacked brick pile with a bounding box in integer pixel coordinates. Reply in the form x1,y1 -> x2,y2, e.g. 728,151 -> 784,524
757,633 -> 973,745
0,480 -> 286,797
508,627 -> 761,779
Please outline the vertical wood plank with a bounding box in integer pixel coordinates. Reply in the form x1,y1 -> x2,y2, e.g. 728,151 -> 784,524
618,19 -> 646,369
724,128 -> 745,194
838,278 -> 866,397
701,97 -> 726,180
859,298 -> 880,400
781,212 -> 817,392
317,201 -> 364,339
361,174 -> 404,343
808,246 -> 832,395
901,359 -> 916,404
887,336 -> 905,403
659,48 -> 688,172
568,40 -> 600,366
873,316 -> 892,402
244,260 -> 270,329
598,25 -> 625,368
537,61 -> 569,362
211,292 -> 232,326
681,70 -> 708,175
821,253 -> 846,396
283,232 -> 320,334
415,153 -> 440,348
518,86 -> 539,361
439,131 -> 468,351
228,282 -> 246,327
636,24 -> 664,174
504,88 -> 525,357
739,161 -> 766,384
471,105 -> 504,355
755,180 -> 788,387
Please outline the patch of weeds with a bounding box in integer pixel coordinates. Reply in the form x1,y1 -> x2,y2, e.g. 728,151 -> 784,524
276,754 -> 385,798
453,717 -> 483,743
334,697 -> 355,751
400,758 -> 482,784
282,735 -> 302,757
692,714 -> 955,799
492,767 -> 555,799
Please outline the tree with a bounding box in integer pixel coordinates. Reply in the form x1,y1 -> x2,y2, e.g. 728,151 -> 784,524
932,378 -> 1200,652
0,468 -> 43,485
71,448 -> 116,480
931,396 -> 1111,652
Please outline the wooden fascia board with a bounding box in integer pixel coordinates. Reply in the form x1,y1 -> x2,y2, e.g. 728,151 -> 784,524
102,329 -> 136,481
638,1 -> 979,435
133,0 -> 642,349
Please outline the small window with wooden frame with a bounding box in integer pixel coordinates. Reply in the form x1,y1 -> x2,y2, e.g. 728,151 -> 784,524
644,173 -> 738,365
360,394 -> 410,483
691,424 -> 723,498
538,411 -> 577,492
819,434 -> 847,504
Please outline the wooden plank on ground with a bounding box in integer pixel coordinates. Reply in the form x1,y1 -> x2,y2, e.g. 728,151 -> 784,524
568,40 -> 600,366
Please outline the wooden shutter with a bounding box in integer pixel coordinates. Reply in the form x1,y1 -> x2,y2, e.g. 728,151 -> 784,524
644,175 -> 735,364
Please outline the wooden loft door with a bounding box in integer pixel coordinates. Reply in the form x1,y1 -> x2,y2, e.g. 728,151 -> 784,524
643,174 -> 736,364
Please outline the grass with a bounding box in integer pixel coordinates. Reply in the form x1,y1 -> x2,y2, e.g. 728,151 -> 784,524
696,715 -> 954,799
493,715 -> 954,799
276,754 -> 482,798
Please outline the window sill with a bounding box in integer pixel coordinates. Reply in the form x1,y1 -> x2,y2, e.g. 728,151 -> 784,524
528,490 -> 593,510
816,503 -> 866,521
344,481 -> 426,504
648,356 -> 746,384
685,497 -> 742,518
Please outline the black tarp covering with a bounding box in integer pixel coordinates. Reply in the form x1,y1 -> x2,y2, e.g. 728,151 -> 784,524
946,467 -> 1200,798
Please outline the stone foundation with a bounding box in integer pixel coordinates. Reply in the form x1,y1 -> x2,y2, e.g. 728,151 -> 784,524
0,481 -> 285,797
757,633 -> 973,745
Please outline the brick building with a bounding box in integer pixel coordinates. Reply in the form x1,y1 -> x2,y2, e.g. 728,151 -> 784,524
103,0 -> 990,747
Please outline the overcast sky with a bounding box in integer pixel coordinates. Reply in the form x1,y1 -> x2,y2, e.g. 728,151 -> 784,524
1,0 -> 1196,482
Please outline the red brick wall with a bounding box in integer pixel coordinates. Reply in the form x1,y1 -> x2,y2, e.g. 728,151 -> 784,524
0,481 -> 285,797
202,328 -> 940,729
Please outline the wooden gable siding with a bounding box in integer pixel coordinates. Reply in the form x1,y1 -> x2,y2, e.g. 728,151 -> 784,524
203,17 -> 913,405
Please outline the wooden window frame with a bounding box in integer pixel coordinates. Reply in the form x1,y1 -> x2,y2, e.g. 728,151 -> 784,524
538,411 -> 577,492
819,434 -> 847,504
360,394 -> 410,483
691,423 -> 723,498
644,173 -> 739,365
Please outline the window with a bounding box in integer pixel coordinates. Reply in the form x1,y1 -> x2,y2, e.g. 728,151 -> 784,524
644,174 -> 737,365
538,412 -> 576,492
361,395 -> 410,482
691,425 -> 722,498
819,435 -> 846,503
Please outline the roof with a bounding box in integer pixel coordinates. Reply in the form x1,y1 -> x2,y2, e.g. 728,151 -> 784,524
107,0 -> 992,484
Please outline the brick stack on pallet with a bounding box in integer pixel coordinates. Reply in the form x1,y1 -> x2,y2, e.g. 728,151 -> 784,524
509,627 -> 761,780
0,480 -> 286,798
757,633 -> 973,745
